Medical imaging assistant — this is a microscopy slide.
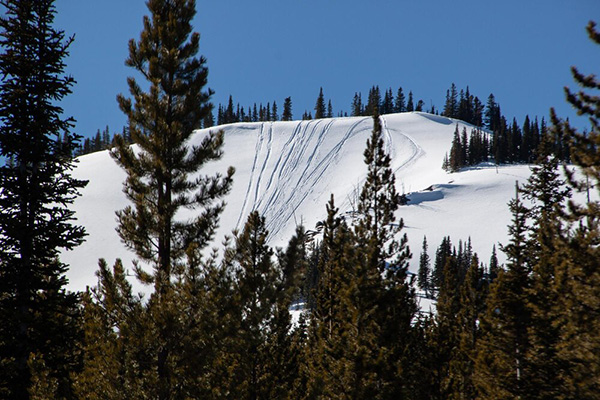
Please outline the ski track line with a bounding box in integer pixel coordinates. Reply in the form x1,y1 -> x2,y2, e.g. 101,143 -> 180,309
303,117 -> 367,185
259,121 -> 303,210
253,122 -> 273,210
265,119 -> 322,236
267,117 -> 368,237
380,116 -> 395,158
293,119 -> 335,191
236,123 -> 265,229
261,120 -> 310,215
381,115 -> 424,173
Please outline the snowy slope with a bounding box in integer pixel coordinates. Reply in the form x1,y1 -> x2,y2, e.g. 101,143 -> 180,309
62,112 -> 541,293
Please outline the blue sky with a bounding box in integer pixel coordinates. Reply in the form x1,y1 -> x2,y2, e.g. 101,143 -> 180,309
54,0 -> 600,139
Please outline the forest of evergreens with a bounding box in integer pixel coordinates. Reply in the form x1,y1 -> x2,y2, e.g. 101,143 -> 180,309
1,0 -> 599,399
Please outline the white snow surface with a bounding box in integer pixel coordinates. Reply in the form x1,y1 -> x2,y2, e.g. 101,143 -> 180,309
61,112 -> 578,295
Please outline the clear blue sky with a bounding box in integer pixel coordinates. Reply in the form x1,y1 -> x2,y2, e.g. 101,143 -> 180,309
54,0 -> 600,139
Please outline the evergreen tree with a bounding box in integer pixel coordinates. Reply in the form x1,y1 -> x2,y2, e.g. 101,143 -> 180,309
519,131 -> 572,399
282,96 -> 293,121
382,88 -> 394,114
303,195 -> 356,399
418,236 -> 432,298
416,99 -> 424,112
547,20 -> 600,398
365,85 -> 381,116
484,93 -> 501,131
449,255 -> 486,400
81,1 -> 234,398
443,83 -> 458,117
354,113 -> 415,397
0,1 -> 87,397
272,100 -> 278,121
475,184 -> 532,399
314,87 -> 326,119
352,92 -> 363,116
221,211 -> 281,399
488,244 -> 499,281
433,236 -> 452,292
406,91 -> 414,112
395,87 -> 406,113
449,125 -> 463,172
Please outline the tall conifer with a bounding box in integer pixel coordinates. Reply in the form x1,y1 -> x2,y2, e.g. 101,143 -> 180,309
548,20 -> 600,398
80,1 -> 234,398
0,1 -> 86,397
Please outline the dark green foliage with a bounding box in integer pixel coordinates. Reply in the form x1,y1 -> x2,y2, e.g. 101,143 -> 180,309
395,87 -> 406,113
432,236 -> 452,291
407,91 -> 414,112
314,87 -> 326,119
484,93 -> 501,131
0,0 -> 86,397
78,1 -> 234,398
381,88 -> 395,114
443,83 -> 459,118
282,96 -> 293,121
355,113 -> 416,398
111,0 -> 234,291
220,211 -> 282,399
545,20 -> 600,399
448,125 -> 463,172
365,85 -> 381,116
418,236 -> 432,298
351,92 -> 364,116
475,185 -> 532,399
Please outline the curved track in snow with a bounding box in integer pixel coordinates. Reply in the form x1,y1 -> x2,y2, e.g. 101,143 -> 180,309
233,116 -> 427,239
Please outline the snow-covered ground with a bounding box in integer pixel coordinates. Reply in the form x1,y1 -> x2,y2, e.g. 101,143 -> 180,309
61,112 -> 585,295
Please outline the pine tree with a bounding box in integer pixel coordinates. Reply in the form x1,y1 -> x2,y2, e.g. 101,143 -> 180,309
418,236 -> 432,298
443,83 -> 458,117
518,131 -> 572,399
407,91 -> 414,112
484,93 -> 501,132
432,236 -> 452,292
352,92 -> 363,116
314,87 -> 326,119
449,125 -> 463,172
416,99 -> 424,112
82,1 -> 234,398
0,1 -> 87,397
488,244 -> 499,281
282,96 -> 293,121
382,88 -> 394,114
303,195 -> 356,399
365,85 -> 381,116
221,211 -> 281,399
547,20 -> 600,398
395,87 -> 406,113
475,184 -> 532,399
450,255 -> 486,400
272,100 -> 278,121
354,113 -> 415,397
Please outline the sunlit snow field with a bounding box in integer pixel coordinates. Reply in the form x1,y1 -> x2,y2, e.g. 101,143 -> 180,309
62,112 -> 593,300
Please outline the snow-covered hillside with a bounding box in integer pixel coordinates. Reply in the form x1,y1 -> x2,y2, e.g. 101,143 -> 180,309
62,112 -> 536,293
